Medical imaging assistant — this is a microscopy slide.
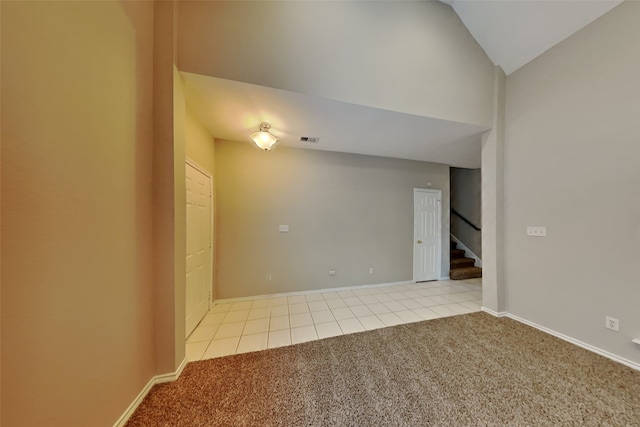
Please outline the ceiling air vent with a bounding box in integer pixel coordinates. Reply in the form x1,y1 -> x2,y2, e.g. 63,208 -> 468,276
300,136 -> 320,144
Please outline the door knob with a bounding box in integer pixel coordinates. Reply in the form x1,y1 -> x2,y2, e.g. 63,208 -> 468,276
417,240 -> 422,244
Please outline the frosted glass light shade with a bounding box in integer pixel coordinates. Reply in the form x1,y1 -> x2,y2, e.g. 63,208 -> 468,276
250,122 -> 278,151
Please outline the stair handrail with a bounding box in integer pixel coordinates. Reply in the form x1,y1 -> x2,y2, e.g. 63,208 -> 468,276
451,208 -> 481,231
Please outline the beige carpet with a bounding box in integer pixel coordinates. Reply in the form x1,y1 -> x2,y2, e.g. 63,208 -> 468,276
126,313 -> 640,426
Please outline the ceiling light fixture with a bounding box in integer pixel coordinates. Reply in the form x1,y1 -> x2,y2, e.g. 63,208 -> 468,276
250,122 -> 279,151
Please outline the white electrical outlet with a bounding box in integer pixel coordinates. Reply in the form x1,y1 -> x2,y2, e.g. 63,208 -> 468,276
605,316 -> 619,332
369,267 -> 374,274
328,270 -> 336,276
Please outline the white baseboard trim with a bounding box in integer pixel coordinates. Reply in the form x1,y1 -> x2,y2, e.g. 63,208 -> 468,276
213,280 -> 416,305
439,276 -> 450,281
113,357 -> 188,427
112,377 -> 155,427
505,313 -> 640,372
450,234 -> 482,267
481,306 -> 507,317
156,357 -> 187,383
481,308 -> 640,370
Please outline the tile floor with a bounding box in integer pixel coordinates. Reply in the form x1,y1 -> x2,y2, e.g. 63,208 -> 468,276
186,278 -> 482,361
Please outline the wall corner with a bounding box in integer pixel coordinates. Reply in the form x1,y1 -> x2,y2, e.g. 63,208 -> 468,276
480,65 -> 506,313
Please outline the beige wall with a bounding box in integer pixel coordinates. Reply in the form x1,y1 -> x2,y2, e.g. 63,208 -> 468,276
177,1 -> 494,128
1,1 -> 156,425
152,1 -> 185,374
504,1 -> 640,363
185,107 -> 216,176
215,140 -> 450,299
172,64 -> 187,368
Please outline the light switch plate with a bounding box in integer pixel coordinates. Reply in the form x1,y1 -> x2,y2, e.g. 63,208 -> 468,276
279,225 -> 289,233
527,226 -> 547,237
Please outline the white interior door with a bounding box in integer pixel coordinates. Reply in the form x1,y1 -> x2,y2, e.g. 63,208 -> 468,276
413,189 -> 442,282
185,162 -> 212,336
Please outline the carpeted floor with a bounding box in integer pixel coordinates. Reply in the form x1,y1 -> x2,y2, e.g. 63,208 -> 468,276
126,313 -> 640,426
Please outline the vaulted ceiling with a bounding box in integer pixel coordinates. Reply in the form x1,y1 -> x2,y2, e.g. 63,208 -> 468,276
441,0 -> 623,74
181,1 -> 622,168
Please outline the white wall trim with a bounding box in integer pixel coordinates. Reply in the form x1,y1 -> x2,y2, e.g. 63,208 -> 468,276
451,233 -> 482,267
185,157 -> 213,178
213,280 -> 416,305
481,306 -> 507,317
156,357 -> 188,384
482,308 -> 639,370
505,313 -> 640,372
113,358 -> 188,427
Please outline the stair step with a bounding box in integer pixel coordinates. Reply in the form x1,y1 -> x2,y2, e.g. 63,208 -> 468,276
451,248 -> 465,259
450,266 -> 482,280
450,257 -> 475,268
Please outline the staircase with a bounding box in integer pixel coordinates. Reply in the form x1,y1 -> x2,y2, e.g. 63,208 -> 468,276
450,241 -> 482,280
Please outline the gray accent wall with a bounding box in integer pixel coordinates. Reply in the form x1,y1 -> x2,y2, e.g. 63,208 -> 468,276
450,167 -> 482,257
215,140 -> 450,299
504,1 -> 640,364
